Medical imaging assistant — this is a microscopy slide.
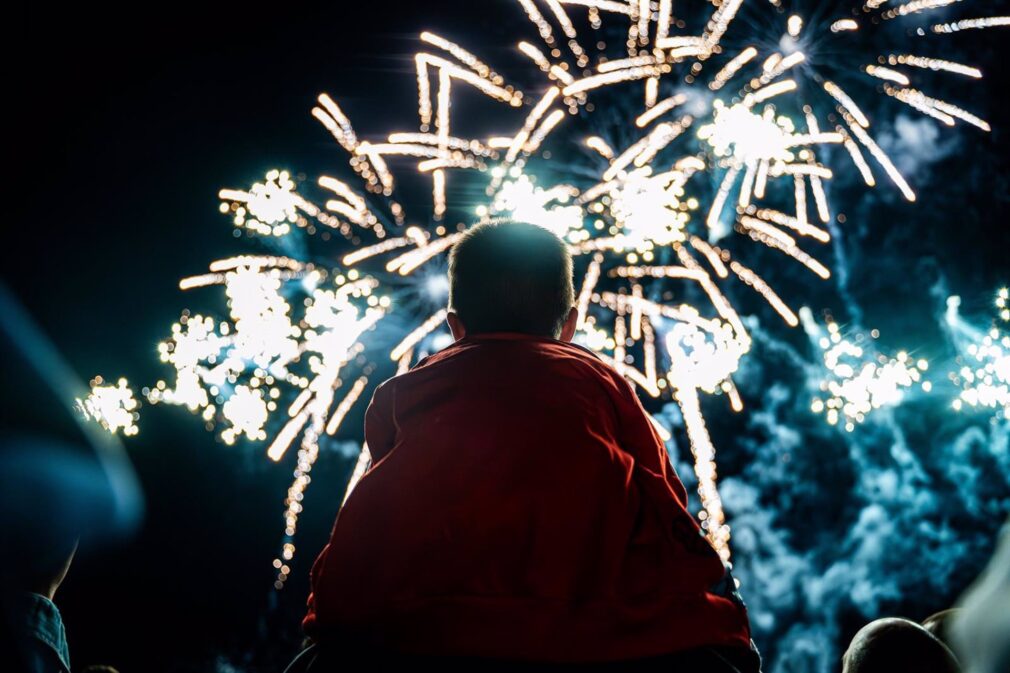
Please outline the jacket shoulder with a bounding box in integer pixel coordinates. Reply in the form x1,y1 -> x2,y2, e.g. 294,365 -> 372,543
556,340 -> 628,385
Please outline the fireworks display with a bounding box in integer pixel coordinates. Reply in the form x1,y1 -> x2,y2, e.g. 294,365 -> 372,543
92,0 -> 1007,592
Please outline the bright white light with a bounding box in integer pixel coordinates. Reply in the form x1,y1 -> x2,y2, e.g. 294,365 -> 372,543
808,315 -> 929,431
221,386 -> 269,444
699,102 -> 796,163
493,175 -> 583,237
425,274 -> 450,300
77,377 -> 140,436
219,170 -> 303,236
664,320 -> 745,393
951,290 -> 1010,419
609,169 -> 691,248
150,264 -> 384,448
430,332 -> 454,350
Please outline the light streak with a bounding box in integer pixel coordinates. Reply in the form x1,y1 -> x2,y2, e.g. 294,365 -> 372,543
931,17 -> 1010,33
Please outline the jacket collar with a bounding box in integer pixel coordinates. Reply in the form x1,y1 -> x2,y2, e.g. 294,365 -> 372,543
458,331 -> 562,344
453,332 -> 603,363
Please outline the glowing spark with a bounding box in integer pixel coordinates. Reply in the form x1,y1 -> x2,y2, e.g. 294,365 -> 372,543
420,32 -> 505,84
562,65 -> 666,96
866,65 -> 910,85
558,0 -> 632,14
671,384 -> 730,559
326,377 -> 370,435
951,290 -> 1010,420
744,79 -> 798,106
930,17 -> 1010,33
746,207 -> 828,242
823,81 -> 870,128
831,19 -> 860,32
585,135 -> 614,159
837,126 -> 877,186
884,85 -> 991,131
787,15 -> 803,37
729,260 -> 799,326
805,311 -> 930,432
312,94 -> 358,151
608,169 -> 692,247
219,170 -> 312,237
883,0 -> 964,19
221,386 -> 270,444
701,102 -> 794,163
887,54 -> 982,79
149,262 -> 382,461
77,377 -> 140,436
391,309 -> 449,361
702,0 -> 746,54
493,175 -> 582,237
689,237 -> 729,278
742,226 -> 831,279
635,94 -> 686,127
709,47 -> 758,91
843,117 -> 917,201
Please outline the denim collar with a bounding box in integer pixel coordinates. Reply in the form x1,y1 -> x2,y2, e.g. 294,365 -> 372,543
15,592 -> 71,673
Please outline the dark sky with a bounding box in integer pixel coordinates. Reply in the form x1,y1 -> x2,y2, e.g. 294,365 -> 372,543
8,2 -> 1010,672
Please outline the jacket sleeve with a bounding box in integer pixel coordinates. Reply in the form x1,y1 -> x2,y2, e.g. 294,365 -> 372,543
611,371 -> 689,507
363,378 -> 397,465
609,370 -> 723,562
303,378 -> 397,639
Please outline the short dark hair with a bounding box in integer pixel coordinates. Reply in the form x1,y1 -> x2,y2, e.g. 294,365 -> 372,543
447,218 -> 575,338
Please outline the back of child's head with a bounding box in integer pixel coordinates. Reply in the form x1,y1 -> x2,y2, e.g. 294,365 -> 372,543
447,218 -> 574,338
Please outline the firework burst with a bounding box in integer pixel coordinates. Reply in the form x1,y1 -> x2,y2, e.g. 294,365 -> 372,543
801,309 -> 931,432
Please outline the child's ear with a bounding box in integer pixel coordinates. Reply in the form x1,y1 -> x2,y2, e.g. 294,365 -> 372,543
559,307 -> 579,342
447,311 -> 467,340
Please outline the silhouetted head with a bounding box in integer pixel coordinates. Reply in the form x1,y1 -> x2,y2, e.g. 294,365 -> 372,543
843,618 -> 960,673
447,218 -> 576,340
923,609 -> 961,652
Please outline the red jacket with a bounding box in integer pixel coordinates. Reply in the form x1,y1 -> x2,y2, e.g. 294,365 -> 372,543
303,331 -> 751,662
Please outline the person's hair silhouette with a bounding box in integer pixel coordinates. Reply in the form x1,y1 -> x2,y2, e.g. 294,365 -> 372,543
447,218 -> 576,339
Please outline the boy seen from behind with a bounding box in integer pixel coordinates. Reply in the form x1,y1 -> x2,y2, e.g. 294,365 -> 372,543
301,219 -> 759,670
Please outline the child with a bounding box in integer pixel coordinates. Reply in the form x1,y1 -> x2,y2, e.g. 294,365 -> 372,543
299,219 -> 759,670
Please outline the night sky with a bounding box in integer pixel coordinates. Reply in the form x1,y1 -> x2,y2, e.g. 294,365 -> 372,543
8,2 -> 1010,672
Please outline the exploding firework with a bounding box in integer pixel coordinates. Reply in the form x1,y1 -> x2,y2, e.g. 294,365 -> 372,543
141,256 -> 385,586
100,1 -> 1003,575
801,309 -> 930,432
950,289 -> 1010,421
